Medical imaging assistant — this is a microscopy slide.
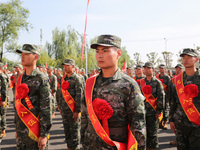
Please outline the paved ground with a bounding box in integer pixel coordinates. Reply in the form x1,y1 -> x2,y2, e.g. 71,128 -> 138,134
0,89 -> 177,150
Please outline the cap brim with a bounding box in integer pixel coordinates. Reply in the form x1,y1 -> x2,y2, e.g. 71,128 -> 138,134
16,49 -> 32,54
180,53 -> 196,57
90,43 -> 114,49
62,63 -> 72,65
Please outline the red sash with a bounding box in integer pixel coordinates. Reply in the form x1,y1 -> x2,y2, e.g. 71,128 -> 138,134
61,74 -> 76,113
133,76 -> 136,81
140,79 -> 157,111
15,74 -> 40,142
156,75 -> 167,92
85,76 -> 137,150
172,75 -> 176,85
175,72 -> 200,126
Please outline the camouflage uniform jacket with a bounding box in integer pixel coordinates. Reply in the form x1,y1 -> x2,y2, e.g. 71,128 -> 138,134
15,69 -> 52,137
169,70 -> 200,128
81,69 -> 146,149
0,73 -> 8,102
83,74 -> 88,82
56,74 -> 62,98
138,76 -> 165,115
4,73 -> 10,87
48,74 -> 57,95
157,73 -> 172,101
61,72 -> 83,113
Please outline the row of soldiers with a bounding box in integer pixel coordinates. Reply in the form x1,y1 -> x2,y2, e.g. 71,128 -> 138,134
0,34 -> 200,150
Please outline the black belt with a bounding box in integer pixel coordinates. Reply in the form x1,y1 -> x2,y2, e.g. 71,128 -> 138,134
88,123 -> 128,136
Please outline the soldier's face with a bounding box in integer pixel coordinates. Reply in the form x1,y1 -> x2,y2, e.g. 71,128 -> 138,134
95,46 -> 121,69
47,69 -> 52,74
144,67 -> 154,76
135,68 -> 142,76
159,68 -> 165,74
64,64 -> 73,73
21,53 -> 37,67
175,67 -> 182,75
182,54 -> 199,68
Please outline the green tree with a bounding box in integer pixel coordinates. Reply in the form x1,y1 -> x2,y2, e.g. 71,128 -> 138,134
119,46 -> 134,69
162,51 -> 173,68
176,50 -> 182,64
0,0 -> 31,62
133,52 -> 143,65
146,52 -> 158,66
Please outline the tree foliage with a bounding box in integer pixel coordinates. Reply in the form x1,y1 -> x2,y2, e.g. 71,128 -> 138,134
162,51 -> 173,67
146,52 -> 158,65
0,0 -> 31,61
133,52 -> 143,65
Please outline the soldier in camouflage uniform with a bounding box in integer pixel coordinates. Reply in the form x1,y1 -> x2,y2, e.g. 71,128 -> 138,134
126,66 -> 134,77
56,68 -> 63,110
157,64 -> 172,129
3,67 -> 10,107
134,64 -> 145,80
15,44 -> 52,150
81,34 -> 146,150
47,66 -> 57,118
170,48 -> 200,150
0,63 -> 8,137
38,64 -> 45,73
13,64 -> 23,96
80,68 -> 88,82
60,59 -> 83,150
137,62 -> 164,150
169,63 -> 184,146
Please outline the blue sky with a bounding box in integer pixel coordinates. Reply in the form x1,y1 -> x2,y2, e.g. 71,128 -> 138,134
3,0 -> 200,66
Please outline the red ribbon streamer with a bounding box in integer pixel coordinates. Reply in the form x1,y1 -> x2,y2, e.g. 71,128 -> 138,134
81,0 -> 90,61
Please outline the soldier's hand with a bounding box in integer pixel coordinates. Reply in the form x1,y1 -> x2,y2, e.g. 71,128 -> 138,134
73,112 -> 79,122
15,132 -> 17,139
38,136 -> 47,150
1,101 -> 5,107
170,122 -> 176,134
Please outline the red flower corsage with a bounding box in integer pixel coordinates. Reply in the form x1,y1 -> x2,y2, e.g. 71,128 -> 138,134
142,85 -> 152,96
92,98 -> 113,136
62,81 -> 70,90
17,83 -> 29,99
184,84 -> 199,98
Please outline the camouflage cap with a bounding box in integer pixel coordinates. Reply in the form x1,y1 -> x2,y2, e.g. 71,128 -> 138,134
47,66 -> 53,70
91,34 -> 121,49
175,63 -> 184,68
127,66 -> 134,70
80,68 -> 85,72
180,48 -> 199,57
38,64 -> 45,68
14,64 -> 23,69
0,62 -> 3,68
16,44 -> 40,55
143,62 -> 154,68
135,64 -> 142,69
57,68 -> 62,72
159,64 -> 166,68
62,59 -> 75,66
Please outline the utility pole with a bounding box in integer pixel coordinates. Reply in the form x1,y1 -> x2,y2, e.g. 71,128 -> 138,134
40,29 -> 43,49
164,38 -> 167,51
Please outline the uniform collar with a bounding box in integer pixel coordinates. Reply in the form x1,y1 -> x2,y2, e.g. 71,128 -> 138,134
24,68 -> 39,76
98,68 -> 123,81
